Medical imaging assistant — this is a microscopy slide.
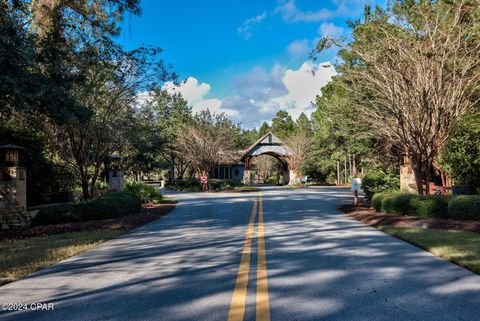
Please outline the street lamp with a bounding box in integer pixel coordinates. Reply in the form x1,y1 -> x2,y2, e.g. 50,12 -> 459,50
0,144 -> 25,167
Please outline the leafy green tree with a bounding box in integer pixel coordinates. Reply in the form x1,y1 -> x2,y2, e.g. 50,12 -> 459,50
0,123 -> 77,205
271,110 -> 295,139
295,113 -> 313,134
177,110 -> 239,182
258,122 -> 271,137
0,2 -> 86,124
440,113 -> 480,192
314,1 -> 480,194
235,128 -> 259,150
130,89 -> 192,180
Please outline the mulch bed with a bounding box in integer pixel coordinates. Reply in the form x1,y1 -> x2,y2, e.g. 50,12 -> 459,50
0,202 -> 176,241
340,202 -> 480,234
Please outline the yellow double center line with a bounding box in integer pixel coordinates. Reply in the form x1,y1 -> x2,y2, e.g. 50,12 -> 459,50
227,192 -> 270,321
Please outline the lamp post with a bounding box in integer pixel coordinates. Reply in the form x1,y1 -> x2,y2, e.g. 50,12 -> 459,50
108,155 -> 123,192
0,144 -> 27,208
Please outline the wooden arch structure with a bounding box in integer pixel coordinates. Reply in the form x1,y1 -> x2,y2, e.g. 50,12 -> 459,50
239,132 -> 296,185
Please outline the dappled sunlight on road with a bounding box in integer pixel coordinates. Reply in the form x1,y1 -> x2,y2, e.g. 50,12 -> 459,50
259,187 -> 480,320
1,187 -> 479,321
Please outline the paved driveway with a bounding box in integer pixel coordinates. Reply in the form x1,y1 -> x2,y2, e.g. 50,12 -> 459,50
1,187 -> 479,321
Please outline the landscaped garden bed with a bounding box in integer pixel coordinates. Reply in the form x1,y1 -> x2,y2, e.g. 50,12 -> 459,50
1,202 -> 176,240
371,193 -> 480,220
341,203 -> 480,233
0,202 -> 176,285
341,201 -> 480,275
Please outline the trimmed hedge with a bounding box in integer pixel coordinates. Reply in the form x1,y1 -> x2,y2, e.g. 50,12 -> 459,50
209,179 -> 241,191
166,179 -> 242,191
124,180 -> 162,203
409,195 -> 451,219
448,196 -> 480,220
372,193 -> 479,220
166,180 -> 202,191
33,192 -> 142,226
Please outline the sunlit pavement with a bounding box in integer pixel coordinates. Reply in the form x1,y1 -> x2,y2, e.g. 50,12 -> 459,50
1,186 -> 479,321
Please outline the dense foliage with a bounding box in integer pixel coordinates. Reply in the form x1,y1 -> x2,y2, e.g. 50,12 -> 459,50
362,168 -> 400,201
1,0 -> 479,210
312,0 -> 480,195
33,192 -> 142,225
372,193 -> 479,220
124,181 -> 162,203
440,113 -> 480,193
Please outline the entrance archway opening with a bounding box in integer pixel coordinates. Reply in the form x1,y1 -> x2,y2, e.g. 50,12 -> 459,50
240,132 -> 297,185
250,154 -> 289,185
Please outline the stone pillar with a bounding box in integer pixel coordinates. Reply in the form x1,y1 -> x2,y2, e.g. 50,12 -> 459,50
108,155 -> 124,192
288,169 -> 297,185
1,167 -> 27,209
243,157 -> 252,185
0,144 -> 29,229
400,155 -> 417,193
108,169 -> 124,192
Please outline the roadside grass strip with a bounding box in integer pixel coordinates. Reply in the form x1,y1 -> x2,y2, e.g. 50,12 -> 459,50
0,230 -> 124,286
227,191 -> 271,321
379,226 -> 480,275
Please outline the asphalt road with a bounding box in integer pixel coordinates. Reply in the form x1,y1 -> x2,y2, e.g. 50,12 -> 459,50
1,186 -> 479,321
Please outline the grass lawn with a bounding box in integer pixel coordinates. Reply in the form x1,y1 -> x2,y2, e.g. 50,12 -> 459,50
0,229 -> 123,286
380,226 -> 480,274
234,186 -> 259,192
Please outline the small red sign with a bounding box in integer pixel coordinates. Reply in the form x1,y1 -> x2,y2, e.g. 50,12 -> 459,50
201,176 -> 208,184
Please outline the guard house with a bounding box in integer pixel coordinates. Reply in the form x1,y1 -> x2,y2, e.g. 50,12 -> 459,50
240,132 -> 294,185
210,163 -> 245,182
211,132 -> 295,185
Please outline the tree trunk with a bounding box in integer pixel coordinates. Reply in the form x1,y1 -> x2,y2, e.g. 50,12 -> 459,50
170,154 -> 176,182
80,169 -> 90,200
344,158 -> 348,184
336,160 -> 340,185
411,155 -> 426,196
353,156 -> 357,176
89,162 -> 101,198
348,154 -> 352,179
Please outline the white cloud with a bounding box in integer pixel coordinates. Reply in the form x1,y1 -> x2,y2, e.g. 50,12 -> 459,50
193,98 -> 239,116
318,22 -> 344,38
273,61 -> 337,119
275,0 -> 368,23
162,61 -> 336,128
286,39 -> 310,59
237,12 -> 267,39
224,61 -> 336,127
275,0 -> 337,23
163,77 -> 239,117
135,91 -> 152,108
163,77 -> 210,105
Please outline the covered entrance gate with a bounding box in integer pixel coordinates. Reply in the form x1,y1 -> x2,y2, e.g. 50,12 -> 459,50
240,132 -> 296,185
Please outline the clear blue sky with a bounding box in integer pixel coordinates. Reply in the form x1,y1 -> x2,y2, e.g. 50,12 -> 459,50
117,0 -> 385,127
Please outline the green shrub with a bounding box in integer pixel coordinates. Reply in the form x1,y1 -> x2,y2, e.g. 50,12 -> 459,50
33,192 -> 141,226
409,195 -> 450,219
32,204 -> 76,225
372,193 -> 452,220
166,179 -> 241,191
382,193 -> 412,215
371,193 -> 386,212
124,180 -> 162,203
362,168 -> 400,200
166,180 -> 202,191
448,195 -> 480,220
209,179 -> 240,191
